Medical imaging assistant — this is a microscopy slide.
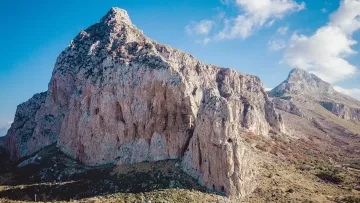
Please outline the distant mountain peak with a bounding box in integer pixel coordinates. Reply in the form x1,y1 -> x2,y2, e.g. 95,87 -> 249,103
287,68 -> 322,83
271,68 -> 334,97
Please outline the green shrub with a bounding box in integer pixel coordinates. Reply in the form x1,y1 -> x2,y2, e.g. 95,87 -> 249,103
342,196 -> 360,203
316,170 -> 344,184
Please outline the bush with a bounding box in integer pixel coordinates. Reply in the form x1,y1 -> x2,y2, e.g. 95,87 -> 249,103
342,196 -> 360,203
316,170 -> 344,184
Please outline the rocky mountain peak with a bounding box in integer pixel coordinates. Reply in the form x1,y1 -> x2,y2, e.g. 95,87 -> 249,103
101,7 -> 132,26
2,8 -> 286,199
270,68 -> 334,97
288,68 -> 321,83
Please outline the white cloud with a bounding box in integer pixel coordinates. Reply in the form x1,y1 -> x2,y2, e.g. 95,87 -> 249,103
334,86 -> 360,99
0,121 -> 12,130
284,0 -> 360,83
265,87 -> 273,91
216,0 -> 305,39
277,26 -> 289,35
268,40 -> 286,51
203,38 -> 211,45
330,0 -> 360,35
196,37 -> 211,45
321,8 -> 327,13
186,20 -> 215,36
220,0 -> 231,5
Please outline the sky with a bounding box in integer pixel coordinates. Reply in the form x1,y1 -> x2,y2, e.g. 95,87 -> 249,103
1,0 -> 360,133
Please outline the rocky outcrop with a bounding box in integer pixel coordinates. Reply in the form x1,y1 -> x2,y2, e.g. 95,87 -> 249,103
0,136 -> 7,155
4,92 -> 46,159
3,8 -> 285,198
181,87 -> 259,197
320,101 -> 360,122
270,68 -> 334,97
4,91 -> 65,160
271,98 -> 304,117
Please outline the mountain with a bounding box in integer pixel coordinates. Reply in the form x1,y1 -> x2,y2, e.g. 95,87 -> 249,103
269,68 -> 360,161
270,68 -> 335,97
271,68 -> 360,124
0,8 -> 285,199
1,8 -> 360,203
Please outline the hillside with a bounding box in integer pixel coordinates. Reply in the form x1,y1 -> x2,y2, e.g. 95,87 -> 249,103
0,7 -> 360,203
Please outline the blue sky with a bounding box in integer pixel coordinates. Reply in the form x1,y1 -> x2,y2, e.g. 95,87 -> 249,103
1,0 -> 360,131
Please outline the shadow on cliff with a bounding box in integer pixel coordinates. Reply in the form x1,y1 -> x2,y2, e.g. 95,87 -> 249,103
0,145 -> 207,202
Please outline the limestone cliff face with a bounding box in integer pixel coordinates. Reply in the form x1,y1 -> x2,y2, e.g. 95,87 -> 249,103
3,8 -> 285,198
3,92 -> 56,159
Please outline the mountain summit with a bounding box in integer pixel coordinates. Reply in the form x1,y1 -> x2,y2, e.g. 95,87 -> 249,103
101,7 -> 132,25
271,68 -> 334,97
0,8 -> 285,199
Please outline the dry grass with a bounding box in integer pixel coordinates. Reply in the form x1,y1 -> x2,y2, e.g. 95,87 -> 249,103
245,161 -> 360,203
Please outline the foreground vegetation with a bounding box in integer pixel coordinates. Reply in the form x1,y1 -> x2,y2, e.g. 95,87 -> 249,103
0,144 -> 359,202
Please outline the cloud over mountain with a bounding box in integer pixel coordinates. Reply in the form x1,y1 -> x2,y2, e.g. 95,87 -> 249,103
185,0 -> 304,43
217,0 -> 304,39
284,0 -> 360,83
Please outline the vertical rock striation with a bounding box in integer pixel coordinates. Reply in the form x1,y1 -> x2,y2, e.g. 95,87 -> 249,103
3,8 -> 285,198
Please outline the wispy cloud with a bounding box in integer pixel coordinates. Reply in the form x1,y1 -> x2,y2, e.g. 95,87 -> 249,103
0,121 -> 12,130
185,0 -> 304,44
196,37 -> 211,45
220,0 -> 231,5
216,0 -> 305,39
185,20 -> 215,45
268,40 -> 286,51
277,26 -> 289,35
334,86 -> 360,99
185,20 -> 215,36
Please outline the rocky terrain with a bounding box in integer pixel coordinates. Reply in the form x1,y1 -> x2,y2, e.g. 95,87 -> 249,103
1,7 -> 360,203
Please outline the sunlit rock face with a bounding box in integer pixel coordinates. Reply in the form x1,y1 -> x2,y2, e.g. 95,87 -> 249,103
4,7 -> 285,198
